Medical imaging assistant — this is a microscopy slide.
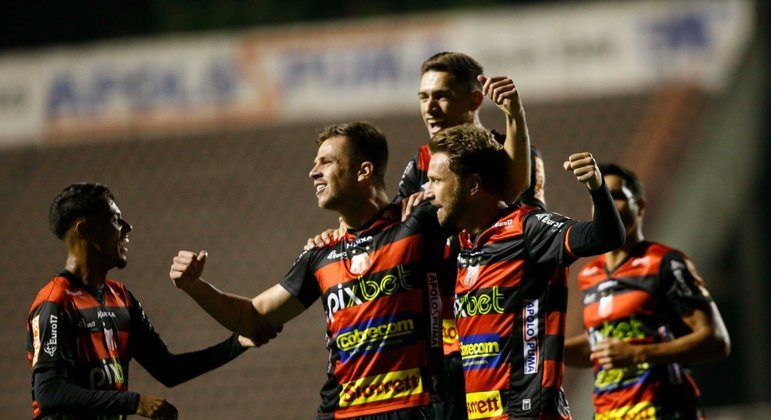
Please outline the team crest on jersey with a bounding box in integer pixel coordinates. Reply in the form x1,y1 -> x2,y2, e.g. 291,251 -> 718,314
350,252 -> 371,275
463,265 -> 479,287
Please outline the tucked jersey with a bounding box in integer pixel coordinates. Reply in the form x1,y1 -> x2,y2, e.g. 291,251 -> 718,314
577,241 -> 712,419
455,205 -> 577,420
280,202 -> 445,419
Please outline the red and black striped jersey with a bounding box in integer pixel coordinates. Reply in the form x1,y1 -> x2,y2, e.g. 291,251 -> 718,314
26,271 -> 247,420
280,202 -> 445,419
27,272 -> 136,419
455,205 -> 577,420
577,241 -> 712,419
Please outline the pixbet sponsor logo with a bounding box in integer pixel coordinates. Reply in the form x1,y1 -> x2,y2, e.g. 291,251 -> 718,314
454,286 -> 505,318
339,368 -> 423,407
523,299 -> 539,375
89,359 -> 126,388
325,265 -> 412,322
465,390 -> 503,419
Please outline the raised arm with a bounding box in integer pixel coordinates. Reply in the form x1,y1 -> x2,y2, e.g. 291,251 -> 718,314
478,75 -> 531,203
563,152 -> 626,256
169,250 -> 304,345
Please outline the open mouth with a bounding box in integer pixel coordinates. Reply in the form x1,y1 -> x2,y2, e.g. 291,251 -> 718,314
315,184 -> 326,195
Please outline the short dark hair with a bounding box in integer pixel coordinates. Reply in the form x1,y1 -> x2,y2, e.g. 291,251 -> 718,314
421,52 -> 483,93
599,163 -> 645,201
49,183 -> 114,239
429,124 -> 505,195
316,122 -> 389,187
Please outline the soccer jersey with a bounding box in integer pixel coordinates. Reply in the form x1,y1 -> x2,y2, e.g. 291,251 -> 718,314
455,205 -> 577,420
577,241 -> 712,419
280,202 -> 445,419
27,271 -> 246,419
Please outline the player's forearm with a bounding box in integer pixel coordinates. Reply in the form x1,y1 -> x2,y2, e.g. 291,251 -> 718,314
34,369 -> 139,414
633,326 -> 729,365
181,278 -> 256,337
501,112 -> 531,203
564,334 -> 594,367
568,181 -> 625,257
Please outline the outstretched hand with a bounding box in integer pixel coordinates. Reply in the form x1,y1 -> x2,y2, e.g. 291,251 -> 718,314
169,250 -> 207,291
563,152 -> 602,190
137,395 -> 178,420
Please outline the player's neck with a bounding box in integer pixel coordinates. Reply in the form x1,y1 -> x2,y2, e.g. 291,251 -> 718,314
65,253 -> 108,289
463,196 -> 507,235
339,190 -> 390,230
605,231 -> 644,271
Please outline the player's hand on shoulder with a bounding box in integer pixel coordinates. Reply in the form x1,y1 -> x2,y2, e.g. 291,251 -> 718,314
401,190 -> 430,221
137,394 -> 178,420
169,250 -> 207,290
304,218 -> 347,250
563,152 -> 602,190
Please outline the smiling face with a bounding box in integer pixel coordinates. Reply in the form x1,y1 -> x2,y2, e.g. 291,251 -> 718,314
309,135 -> 357,211
418,70 -> 478,138
426,151 -> 467,228
89,198 -> 132,270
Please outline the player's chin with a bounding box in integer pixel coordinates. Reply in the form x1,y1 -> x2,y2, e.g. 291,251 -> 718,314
116,257 -> 128,270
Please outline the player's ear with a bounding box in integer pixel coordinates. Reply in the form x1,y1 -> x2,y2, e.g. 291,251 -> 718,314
468,174 -> 482,196
358,161 -> 374,182
469,90 -> 484,111
637,197 -> 647,217
74,218 -> 90,238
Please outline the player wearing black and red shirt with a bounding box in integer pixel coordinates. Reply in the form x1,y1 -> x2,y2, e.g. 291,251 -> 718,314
170,123 -> 458,419
564,163 -> 730,419
395,52 -> 538,420
28,183 -> 250,420
426,124 -> 625,419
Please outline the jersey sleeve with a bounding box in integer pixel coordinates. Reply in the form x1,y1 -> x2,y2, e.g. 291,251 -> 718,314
27,300 -> 73,372
33,367 -> 140,415
280,248 -> 323,308
658,251 -> 713,316
522,211 -> 578,266
127,291 -> 247,387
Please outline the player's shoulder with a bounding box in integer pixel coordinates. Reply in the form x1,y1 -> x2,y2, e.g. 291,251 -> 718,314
643,241 -> 687,263
578,255 -> 606,280
29,275 -> 74,311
